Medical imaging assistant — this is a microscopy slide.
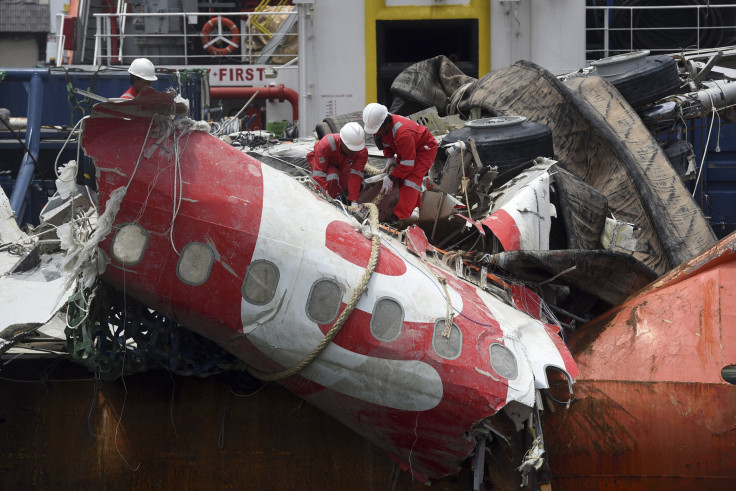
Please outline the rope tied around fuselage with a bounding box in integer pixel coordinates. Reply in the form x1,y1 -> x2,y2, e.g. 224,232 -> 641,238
247,202 -> 381,382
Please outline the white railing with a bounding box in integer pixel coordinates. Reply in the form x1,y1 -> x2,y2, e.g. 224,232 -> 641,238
58,9 -> 298,67
55,13 -> 67,64
586,3 -> 736,62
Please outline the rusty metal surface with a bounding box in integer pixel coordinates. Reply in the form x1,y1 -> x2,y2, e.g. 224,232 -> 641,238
544,380 -> 736,490
0,360 -> 472,490
543,233 -> 736,488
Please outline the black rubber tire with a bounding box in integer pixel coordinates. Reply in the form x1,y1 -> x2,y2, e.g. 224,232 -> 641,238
314,111 -> 364,140
599,55 -> 681,108
323,111 -> 364,133
442,117 -> 554,173
314,122 -> 331,140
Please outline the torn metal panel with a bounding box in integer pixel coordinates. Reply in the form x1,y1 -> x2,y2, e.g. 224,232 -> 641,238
0,193 -> 26,276
2,188 -> 70,338
600,217 -> 638,252
416,190 -> 463,225
481,160 -> 557,252
0,186 -> 23,248
0,253 -> 76,335
486,249 -> 658,307
0,186 -> 80,353
429,140 -> 475,194
404,225 -> 434,260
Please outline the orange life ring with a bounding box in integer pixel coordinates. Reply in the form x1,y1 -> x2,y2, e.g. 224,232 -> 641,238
201,16 -> 240,56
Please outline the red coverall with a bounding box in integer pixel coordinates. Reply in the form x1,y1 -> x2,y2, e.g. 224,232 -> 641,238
120,87 -> 138,100
378,115 -> 438,219
307,134 -> 368,202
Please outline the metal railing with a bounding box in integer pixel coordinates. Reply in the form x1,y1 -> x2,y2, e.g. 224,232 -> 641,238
56,9 -> 298,67
55,14 -> 68,64
586,3 -> 736,62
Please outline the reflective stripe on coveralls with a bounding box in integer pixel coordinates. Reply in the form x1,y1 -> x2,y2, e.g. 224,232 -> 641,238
307,133 -> 368,201
378,115 -> 438,219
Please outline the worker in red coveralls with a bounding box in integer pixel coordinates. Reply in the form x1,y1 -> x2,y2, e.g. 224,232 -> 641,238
307,122 -> 367,206
120,58 -> 188,115
362,103 -> 438,222
120,58 -> 157,100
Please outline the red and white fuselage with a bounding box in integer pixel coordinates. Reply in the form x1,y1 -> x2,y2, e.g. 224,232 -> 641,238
82,91 -> 577,481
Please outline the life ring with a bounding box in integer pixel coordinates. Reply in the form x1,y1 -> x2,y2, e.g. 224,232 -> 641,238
201,17 -> 240,56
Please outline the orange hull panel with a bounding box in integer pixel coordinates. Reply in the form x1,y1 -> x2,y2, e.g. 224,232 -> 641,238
544,233 -> 736,488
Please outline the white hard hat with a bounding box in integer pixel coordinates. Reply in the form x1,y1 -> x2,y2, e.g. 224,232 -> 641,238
340,122 -> 366,151
362,103 -> 388,135
128,58 -> 158,81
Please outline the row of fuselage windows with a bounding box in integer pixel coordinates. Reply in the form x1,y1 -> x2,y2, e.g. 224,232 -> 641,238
111,223 -> 518,374
241,259 -> 465,359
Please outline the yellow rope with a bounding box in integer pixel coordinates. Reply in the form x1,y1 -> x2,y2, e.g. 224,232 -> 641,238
251,0 -> 273,36
363,162 -> 384,176
249,202 -> 381,382
371,189 -> 386,206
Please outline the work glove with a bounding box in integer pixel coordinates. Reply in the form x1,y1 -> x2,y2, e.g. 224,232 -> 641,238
350,201 -> 358,207
381,175 -> 394,194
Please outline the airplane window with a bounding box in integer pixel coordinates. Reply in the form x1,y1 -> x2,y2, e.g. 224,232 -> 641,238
722,365 -> 736,385
307,279 -> 343,325
176,242 -> 214,286
544,366 -> 574,404
370,297 -> 404,342
489,343 -> 518,380
242,260 -> 280,305
432,320 -> 462,360
111,223 -> 148,266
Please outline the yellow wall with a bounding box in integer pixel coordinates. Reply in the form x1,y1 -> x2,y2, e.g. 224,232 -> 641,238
364,0 -> 491,102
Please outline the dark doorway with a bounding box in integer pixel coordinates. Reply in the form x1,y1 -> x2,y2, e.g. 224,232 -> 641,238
376,19 -> 479,106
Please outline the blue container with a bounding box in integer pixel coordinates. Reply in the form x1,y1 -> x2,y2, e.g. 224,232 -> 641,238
691,118 -> 736,239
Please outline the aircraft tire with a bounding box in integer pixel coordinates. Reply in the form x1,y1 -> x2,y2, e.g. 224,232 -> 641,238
314,122 -> 331,140
600,55 -> 681,108
442,116 -> 554,174
323,112 -> 364,134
